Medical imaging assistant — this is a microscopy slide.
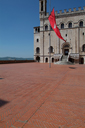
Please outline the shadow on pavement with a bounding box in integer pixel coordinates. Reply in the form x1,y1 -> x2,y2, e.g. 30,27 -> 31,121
0,78 -> 4,80
69,67 -> 76,69
0,99 -> 9,107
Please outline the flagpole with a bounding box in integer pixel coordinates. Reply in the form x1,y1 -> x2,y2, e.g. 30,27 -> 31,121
49,0 -> 51,68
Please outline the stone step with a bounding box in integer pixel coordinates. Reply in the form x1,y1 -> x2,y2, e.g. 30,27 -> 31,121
54,55 -> 74,65
54,61 -> 74,65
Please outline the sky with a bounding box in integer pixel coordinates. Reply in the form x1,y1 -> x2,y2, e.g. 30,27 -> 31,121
0,0 -> 85,58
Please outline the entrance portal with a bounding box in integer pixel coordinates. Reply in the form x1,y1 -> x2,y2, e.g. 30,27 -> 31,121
62,43 -> 70,56
64,49 -> 69,55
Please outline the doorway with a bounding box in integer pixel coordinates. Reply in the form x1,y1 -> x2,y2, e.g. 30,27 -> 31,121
64,49 -> 69,55
45,58 -> 48,63
81,58 -> 84,64
52,58 -> 54,63
62,43 -> 70,56
36,56 -> 40,62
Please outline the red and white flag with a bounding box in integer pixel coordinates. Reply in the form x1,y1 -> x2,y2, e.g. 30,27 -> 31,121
48,8 -> 66,42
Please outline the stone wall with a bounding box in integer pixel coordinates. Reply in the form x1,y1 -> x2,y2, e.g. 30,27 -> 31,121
0,60 -> 35,64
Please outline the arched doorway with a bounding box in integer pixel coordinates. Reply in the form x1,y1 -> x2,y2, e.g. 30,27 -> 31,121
64,49 -> 69,55
62,43 -> 71,56
45,58 -> 48,63
36,56 -> 40,62
81,58 -> 84,64
52,58 -> 54,63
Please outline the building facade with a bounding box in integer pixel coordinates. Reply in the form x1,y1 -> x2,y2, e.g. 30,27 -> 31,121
34,0 -> 85,64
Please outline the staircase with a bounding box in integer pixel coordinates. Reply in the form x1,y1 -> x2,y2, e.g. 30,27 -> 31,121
54,55 -> 74,65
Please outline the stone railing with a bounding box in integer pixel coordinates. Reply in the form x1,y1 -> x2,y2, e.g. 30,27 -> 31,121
54,54 -> 63,60
69,53 -> 79,59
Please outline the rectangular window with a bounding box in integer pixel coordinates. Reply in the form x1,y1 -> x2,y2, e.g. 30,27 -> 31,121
41,1 -> 43,11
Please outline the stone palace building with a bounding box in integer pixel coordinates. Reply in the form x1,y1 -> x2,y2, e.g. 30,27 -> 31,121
34,0 -> 85,64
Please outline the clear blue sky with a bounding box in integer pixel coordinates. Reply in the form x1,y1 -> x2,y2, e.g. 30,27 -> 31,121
0,0 -> 85,58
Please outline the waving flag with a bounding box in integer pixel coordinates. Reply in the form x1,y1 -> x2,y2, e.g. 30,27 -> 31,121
48,8 -> 66,42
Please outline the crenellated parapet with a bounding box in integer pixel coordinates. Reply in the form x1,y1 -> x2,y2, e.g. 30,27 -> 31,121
40,6 -> 85,19
56,6 -> 85,14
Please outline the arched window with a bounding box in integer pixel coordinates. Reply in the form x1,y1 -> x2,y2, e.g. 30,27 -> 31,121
41,1 -> 43,11
50,26 -> 53,30
35,28 -> 38,33
49,46 -> 53,53
68,22 -> 72,28
45,25 -> 48,31
35,28 -> 40,33
61,23 -> 64,29
79,21 -> 83,27
82,44 -> 85,52
36,39 -> 39,42
36,47 -> 40,54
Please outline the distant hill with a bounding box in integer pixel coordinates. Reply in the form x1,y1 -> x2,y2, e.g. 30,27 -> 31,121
0,57 -> 34,60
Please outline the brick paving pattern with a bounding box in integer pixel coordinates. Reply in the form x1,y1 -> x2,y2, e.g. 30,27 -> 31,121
0,63 -> 85,128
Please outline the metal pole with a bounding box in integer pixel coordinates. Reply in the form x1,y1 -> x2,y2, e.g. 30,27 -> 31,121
78,27 -> 80,64
78,27 -> 80,53
43,12 -> 44,63
49,0 -> 51,68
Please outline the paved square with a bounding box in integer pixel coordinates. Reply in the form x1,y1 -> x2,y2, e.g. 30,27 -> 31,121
0,63 -> 85,128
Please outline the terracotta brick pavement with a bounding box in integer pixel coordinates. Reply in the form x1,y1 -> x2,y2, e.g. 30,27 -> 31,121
0,63 -> 85,128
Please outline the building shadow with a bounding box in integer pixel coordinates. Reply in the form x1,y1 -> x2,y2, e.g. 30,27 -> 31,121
0,99 -> 9,107
69,67 -> 76,69
0,78 -> 3,80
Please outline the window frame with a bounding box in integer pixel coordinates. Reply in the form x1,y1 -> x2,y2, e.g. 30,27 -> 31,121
61,23 -> 64,29
68,22 -> 72,28
45,25 -> 48,31
49,46 -> 53,53
36,39 -> 39,43
79,21 -> 83,27
36,47 -> 40,54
